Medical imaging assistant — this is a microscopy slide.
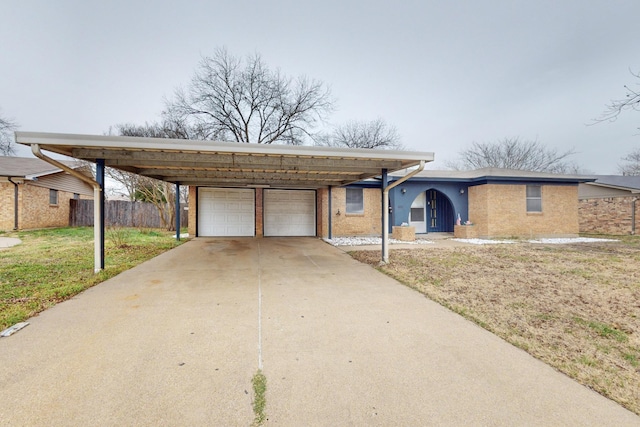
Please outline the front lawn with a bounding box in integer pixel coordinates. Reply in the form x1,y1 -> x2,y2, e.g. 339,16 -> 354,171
0,227 -> 185,331
351,236 -> 640,415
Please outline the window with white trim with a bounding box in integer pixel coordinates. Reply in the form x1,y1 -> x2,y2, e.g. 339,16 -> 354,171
49,189 -> 59,205
526,185 -> 542,212
346,188 -> 364,214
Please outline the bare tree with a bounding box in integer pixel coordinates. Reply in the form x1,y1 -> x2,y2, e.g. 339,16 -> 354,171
619,148 -> 640,176
448,137 -> 576,173
105,122 -> 189,230
166,48 -> 334,145
0,109 -> 18,156
316,118 -> 403,150
593,69 -> 640,129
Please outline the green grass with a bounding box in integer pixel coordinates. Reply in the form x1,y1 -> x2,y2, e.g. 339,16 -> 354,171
623,353 -> 639,367
573,317 -> 629,343
251,370 -> 267,426
0,227 -> 185,331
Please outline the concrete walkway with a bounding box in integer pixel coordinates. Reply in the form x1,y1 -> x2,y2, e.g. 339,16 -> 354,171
0,237 -> 21,249
0,238 -> 637,426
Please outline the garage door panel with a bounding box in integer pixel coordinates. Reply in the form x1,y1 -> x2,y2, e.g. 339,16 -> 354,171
198,188 -> 255,237
264,190 -> 316,237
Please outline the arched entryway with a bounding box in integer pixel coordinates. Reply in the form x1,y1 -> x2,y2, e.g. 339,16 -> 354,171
408,189 -> 455,233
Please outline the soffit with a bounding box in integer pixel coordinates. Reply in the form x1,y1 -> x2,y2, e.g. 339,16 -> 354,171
16,132 -> 434,188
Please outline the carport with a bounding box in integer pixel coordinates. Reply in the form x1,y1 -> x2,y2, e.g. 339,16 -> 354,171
15,132 -> 434,271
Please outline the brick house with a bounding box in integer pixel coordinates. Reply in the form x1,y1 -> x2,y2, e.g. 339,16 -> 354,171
329,168 -> 592,239
15,132 -> 587,243
578,176 -> 640,235
0,157 -> 94,231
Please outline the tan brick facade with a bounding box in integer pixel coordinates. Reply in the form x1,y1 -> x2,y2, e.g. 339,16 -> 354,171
0,182 -> 90,231
328,187 -> 381,237
317,188 -> 328,238
186,183 -> 580,239
579,196 -> 640,235
188,186 -> 197,237
255,188 -> 263,237
468,184 -> 579,238
0,182 -> 16,230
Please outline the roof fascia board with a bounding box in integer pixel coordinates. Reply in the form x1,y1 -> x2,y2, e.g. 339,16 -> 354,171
585,181 -> 640,193
387,175 -> 593,185
24,169 -> 64,180
469,177 -> 587,185
390,176 -> 471,183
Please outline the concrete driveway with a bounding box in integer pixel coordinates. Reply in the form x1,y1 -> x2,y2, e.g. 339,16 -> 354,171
0,238 -> 638,426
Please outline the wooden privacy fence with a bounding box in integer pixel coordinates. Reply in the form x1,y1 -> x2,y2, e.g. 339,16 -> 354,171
70,199 -> 188,228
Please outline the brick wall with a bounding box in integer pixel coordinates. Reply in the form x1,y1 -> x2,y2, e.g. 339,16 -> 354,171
330,187 -> 381,236
317,188 -> 328,238
0,183 -> 16,230
19,184 -> 75,229
468,185 -> 489,237
0,182 -> 90,231
255,188 -> 263,237
468,183 -> 579,238
579,196 -> 639,235
188,186 -> 197,236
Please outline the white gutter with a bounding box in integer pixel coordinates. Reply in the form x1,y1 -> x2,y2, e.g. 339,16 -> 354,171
382,160 -> 425,264
31,144 -> 103,273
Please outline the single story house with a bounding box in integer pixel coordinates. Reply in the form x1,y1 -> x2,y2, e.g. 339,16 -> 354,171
15,131 -> 434,269
187,168 -> 592,240
579,175 -> 640,235
13,132 -> 593,270
326,168 -> 593,239
0,157 -> 94,231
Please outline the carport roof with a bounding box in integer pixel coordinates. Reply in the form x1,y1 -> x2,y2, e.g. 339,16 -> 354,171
16,132 -> 434,188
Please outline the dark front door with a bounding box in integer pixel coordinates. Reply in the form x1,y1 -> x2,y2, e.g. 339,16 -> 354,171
427,190 -> 454,232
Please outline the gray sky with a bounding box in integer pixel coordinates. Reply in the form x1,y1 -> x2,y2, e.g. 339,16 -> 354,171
1,0 -> 638,173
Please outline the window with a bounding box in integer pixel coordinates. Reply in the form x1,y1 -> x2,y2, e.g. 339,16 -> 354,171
346,188 -> 364,214
526,185 -> 542,212
49,189 -> 59,205
410,207 -> 424,221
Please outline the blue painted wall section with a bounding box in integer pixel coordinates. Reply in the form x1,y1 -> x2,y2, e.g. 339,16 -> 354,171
389,179 -> 469,233
348,171 -> 591,234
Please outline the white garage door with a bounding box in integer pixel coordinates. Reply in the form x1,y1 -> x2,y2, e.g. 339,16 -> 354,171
198,188 -> 255,236
264,189 -> 316,237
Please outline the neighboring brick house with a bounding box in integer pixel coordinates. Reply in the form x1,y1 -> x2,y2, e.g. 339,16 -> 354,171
329,168 -> 592,239
0,157 -> 94,231
578,176 -> 640,235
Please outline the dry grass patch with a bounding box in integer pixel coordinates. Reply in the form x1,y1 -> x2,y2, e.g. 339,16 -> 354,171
350,238 -> 640,415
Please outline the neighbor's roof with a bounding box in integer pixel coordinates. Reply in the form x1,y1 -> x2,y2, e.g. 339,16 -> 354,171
15,132 -> 434,188
389,167 -> 595,183
0,156 -> 80,179
584,175 -> 640,192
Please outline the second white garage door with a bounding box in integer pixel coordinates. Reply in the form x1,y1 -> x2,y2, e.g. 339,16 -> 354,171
198,188 -> 255,237
264,189 -> 316,237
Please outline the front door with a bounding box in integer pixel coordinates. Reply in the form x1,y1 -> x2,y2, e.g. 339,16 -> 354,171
427,190 -> 454,232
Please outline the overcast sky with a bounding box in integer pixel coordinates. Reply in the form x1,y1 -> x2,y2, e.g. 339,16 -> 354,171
1,0 -> 638,173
